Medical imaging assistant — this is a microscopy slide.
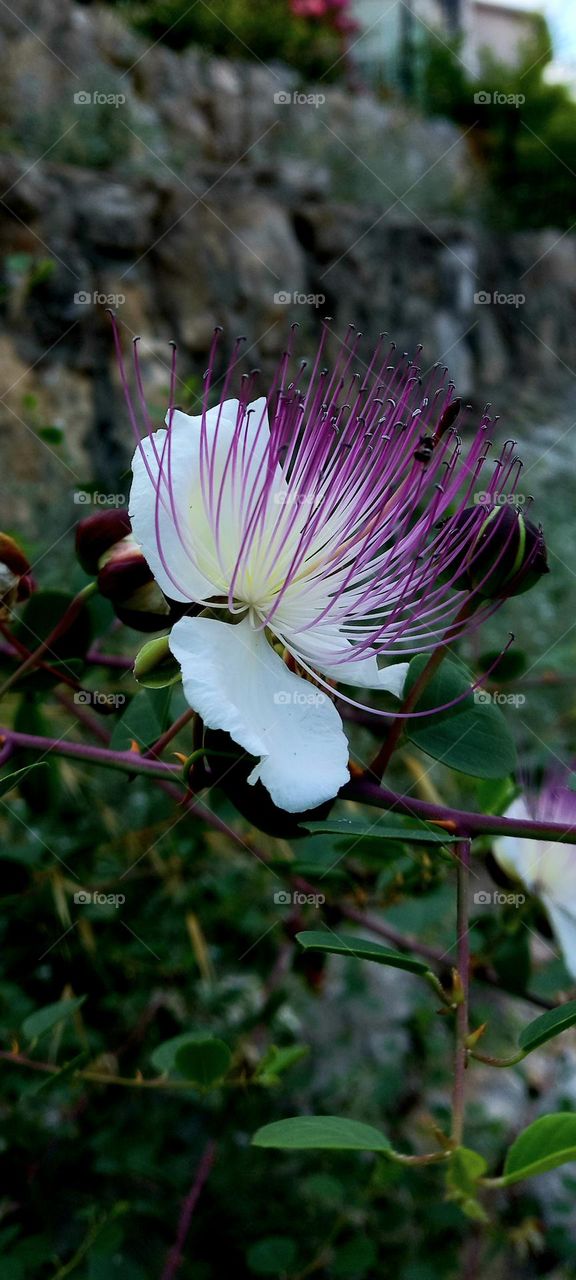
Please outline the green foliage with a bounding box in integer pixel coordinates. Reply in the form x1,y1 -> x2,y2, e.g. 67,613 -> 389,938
500,1113 -> 576,1185
252,1116 -> 392,1152
296,930 -> 430,975
518,999 -> 576,1054
405,656 -> 517,779
420,18 -> 576,230
122,0 -> 344,79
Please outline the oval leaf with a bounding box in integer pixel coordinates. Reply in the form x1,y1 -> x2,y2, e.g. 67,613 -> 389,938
150,1032 -> 229,1080
174,1038 -> 231,1087
296,931 -> 429,975
304,817 -> 457,844
22,996 -> 86,1042
252,1116 -> 391,1152
247,1237 -> 297,1275
502,1113 -> 576,1185
519,1000 -> 576,1055
405,656 -> 516,780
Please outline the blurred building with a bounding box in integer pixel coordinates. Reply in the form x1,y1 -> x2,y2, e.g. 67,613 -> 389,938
352,0 -> 540,88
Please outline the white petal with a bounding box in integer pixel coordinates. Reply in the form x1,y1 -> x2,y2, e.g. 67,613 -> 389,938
129,428 -> 215,604
317,656 -> 409,697
169,615 -> 350,813
493,797 -> 541,888
280,625 -> 408,697
129,397 -> 274,605
543,898 -> 576,980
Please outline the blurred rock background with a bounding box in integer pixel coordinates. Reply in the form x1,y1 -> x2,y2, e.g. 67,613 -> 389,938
1,0 -> 575,537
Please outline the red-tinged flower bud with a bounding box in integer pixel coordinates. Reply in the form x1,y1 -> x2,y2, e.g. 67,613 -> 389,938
98,536 -> 180,632
0,533 -> 35,617
440,504 -> 549,600
75,510 -> 185,631
75,510 -> 132,575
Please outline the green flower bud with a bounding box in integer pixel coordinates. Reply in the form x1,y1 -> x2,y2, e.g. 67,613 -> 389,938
440,503 -> 549,600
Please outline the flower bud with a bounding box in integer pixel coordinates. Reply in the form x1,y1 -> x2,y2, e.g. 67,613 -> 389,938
133,634 -> 182,687
75,510 -> 132,575
441,504 -> 549,600
0,533 -> 34,617
76,510 -> 185,631
97,539 -> 173,632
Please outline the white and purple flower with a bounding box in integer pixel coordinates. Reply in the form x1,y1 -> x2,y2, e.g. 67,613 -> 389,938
117,324 -> 532,813
494,778 -> 576,980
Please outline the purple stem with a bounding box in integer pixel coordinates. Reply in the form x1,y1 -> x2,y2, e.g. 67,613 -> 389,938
2,729 -> 180,782
0,641 -> 134,671
344,777 -> 576,845
161,1140 -> 217,1280
452,837 -> 471,1145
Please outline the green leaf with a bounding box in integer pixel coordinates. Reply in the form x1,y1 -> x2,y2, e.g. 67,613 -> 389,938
446,1148 -> 489,1223
405,656 -> 516,779
150,1032 -> 230,1083
37,425 -> 64,446
110,687 -> 173,751
252,1116 -> 392,1153
332,1237 -> 377,1277
247,1237 -> 297,1275
254,1044 -> 309,1085
447,1147 -> 488,1195
303,817 -> 457,845
0,764 -> 46,800
133,635 -> 182,689
174,1038 -> 231,1087
22,996 -> 86,1042
296,931 -> 429,975
519,1000 -> 576,1055
501,1113 -> 576,1185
